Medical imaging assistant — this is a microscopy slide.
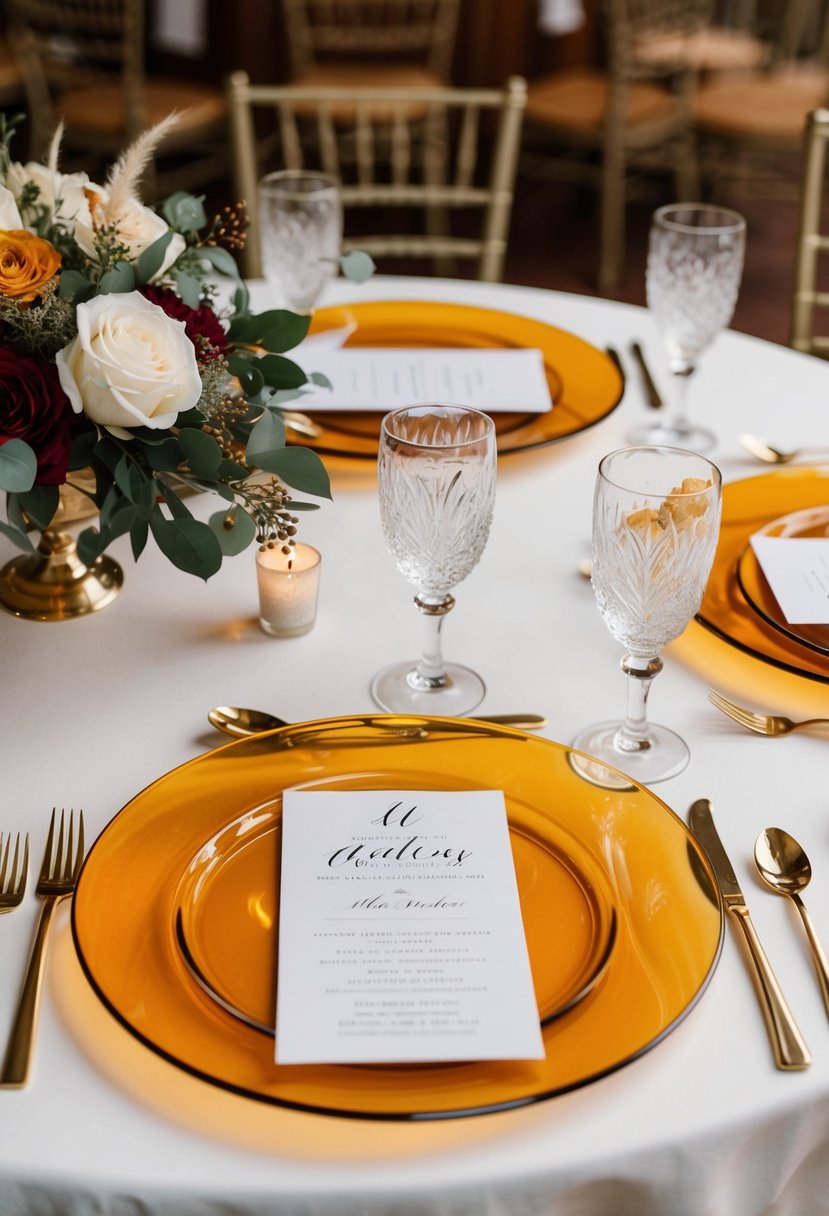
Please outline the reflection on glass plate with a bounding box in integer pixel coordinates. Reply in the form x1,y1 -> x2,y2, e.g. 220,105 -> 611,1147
72,716 -> 722,1120
173,800 -> 617,1036
697,467 -> 829,683
290,301 -> 623,458
737,505 -> 829,658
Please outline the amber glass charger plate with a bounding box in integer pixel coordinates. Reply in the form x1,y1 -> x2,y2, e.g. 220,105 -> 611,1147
736,504 -> 829,657
73,717 -> 722,1120
294,301 -> 623,458
697,467 -> 829,682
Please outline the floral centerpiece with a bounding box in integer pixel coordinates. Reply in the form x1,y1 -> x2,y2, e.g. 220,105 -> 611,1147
0,113 -> 369,600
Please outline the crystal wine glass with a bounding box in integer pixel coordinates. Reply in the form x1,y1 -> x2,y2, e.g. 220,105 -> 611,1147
572,446 -> 722,785
257,170 -> 343,314
628,203 -> 746,454
371,404 -> 497,715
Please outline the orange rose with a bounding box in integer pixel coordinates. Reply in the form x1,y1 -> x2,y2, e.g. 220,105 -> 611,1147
0,229 -> 61,302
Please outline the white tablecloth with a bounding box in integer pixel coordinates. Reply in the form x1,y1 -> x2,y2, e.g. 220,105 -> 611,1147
1,276 -> 829,1216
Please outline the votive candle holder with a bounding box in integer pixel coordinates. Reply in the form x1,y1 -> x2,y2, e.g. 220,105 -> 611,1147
256,543 -> 321,637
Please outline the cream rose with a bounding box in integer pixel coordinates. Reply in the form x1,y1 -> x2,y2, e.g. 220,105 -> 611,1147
5,161 -> 91,233
0,184 -> 22,230
56,291 -> 202,437
74,188 -> 185,280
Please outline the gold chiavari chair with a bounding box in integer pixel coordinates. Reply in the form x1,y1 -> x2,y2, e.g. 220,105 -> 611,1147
790,107 -> 829,355
227,71 -> 527,284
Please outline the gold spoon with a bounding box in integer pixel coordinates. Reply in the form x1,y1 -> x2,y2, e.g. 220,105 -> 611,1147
740,433 -> 829,465
754,826 -> 829,1021
208,705 -> 548,738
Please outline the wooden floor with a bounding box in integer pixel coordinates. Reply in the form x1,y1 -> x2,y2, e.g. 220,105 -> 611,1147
503,181 -> 800,349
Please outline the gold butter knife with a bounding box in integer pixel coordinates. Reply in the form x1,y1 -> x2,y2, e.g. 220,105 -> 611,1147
630,341 -> 663,409
689,798 -> 811,1071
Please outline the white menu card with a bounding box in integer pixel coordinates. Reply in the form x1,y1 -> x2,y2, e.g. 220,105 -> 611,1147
293,348 -> 553,412
750,536 -> 829,623
275,789 -> 544,1065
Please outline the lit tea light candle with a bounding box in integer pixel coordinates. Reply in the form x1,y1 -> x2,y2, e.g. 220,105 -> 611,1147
256,543 -> 321,637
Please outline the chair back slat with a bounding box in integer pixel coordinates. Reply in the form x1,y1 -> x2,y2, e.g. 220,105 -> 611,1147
281,0 -> 461,78
790,106 -> 829,354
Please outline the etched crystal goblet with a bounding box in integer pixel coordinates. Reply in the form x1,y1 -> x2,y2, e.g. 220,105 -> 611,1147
258,170 -> 342,314
572,446 -> 722,785
371,404 -> 497,715
628,204 -> 746,454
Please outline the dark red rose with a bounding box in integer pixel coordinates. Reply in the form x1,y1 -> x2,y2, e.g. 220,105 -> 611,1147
0,345 -> 74,485
142,285 -> 230,363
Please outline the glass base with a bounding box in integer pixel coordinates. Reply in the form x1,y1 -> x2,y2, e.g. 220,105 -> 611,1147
570,719 -> 690,786
370,660 -> 486,715
625,418 -> 716,454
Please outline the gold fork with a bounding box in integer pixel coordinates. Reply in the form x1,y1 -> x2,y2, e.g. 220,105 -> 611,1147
740,433 -> 829,465
0,832 -> 29,913
0,809 -> 85,1087
708,689 -> 829,737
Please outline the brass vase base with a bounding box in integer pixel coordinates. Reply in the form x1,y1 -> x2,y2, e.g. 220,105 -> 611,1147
0,529 -> 123,621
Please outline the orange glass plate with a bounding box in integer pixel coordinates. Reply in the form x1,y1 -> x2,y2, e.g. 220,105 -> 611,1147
293,301 -> 623,458
736,505 -> 829,657
697,467 -> 829,682
174,800 -> 616,1035
72,717 -> 722,1120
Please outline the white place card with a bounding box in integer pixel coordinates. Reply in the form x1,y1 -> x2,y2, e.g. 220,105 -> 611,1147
275,789 -> 544,1065
750,535 -> 829,623
293,348 -> 553,413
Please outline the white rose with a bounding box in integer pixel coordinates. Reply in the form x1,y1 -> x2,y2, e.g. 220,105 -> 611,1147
5,161 -> 91,233
0,184 -> 22,229
56,291 -> 202,437
74,188 -> 185,280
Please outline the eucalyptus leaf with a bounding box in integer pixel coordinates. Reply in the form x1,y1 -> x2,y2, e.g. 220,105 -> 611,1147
247,410 -> 286,460
77,526 -> 105,565
156,479 -> 193,521
58,269 -> 94,302
208,505 -> 256,556
7,493 -> 27,533
178,427 -> 222,480
18,484 -> 59,529
308,371 -> 332,389
198,245 -> 241,281
150,511 -> 223,580
340,249 -> 376,282
0,518 -> 34,552
99,260 -> 136,294
138,435 -> 182,473
68,429 -> 98,471
162,191 -> 207,233
252,447 -> 332,499
228,309 -> 309,352
130,514 -> 149,561
217,458 -> 250,482
135,230 -> 174,284
239,364 -> 265,397
0,439 -> 36,492
173,269 -> 202,310
257,353 -> 307,391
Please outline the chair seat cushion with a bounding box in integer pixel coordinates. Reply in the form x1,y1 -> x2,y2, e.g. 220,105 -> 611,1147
526,68 -> 680,132
693,69 -> 829,141
633,27 -> 768,72
59,80 -> 226,140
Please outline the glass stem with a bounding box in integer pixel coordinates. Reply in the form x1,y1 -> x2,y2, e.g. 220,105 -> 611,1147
669,364 -> 695,436
614,655 -> 663,754
409,594 -> 455,691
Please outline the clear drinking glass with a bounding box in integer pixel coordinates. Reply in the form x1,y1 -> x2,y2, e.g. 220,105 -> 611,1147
628,203 -> 746,454
572,446 -> 722,785
371,404 -> 497,715
257,170 -> 343,313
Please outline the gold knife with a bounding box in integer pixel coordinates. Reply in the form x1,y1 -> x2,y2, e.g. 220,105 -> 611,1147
688,799 -> 811,1071
629,341 -> 663,409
